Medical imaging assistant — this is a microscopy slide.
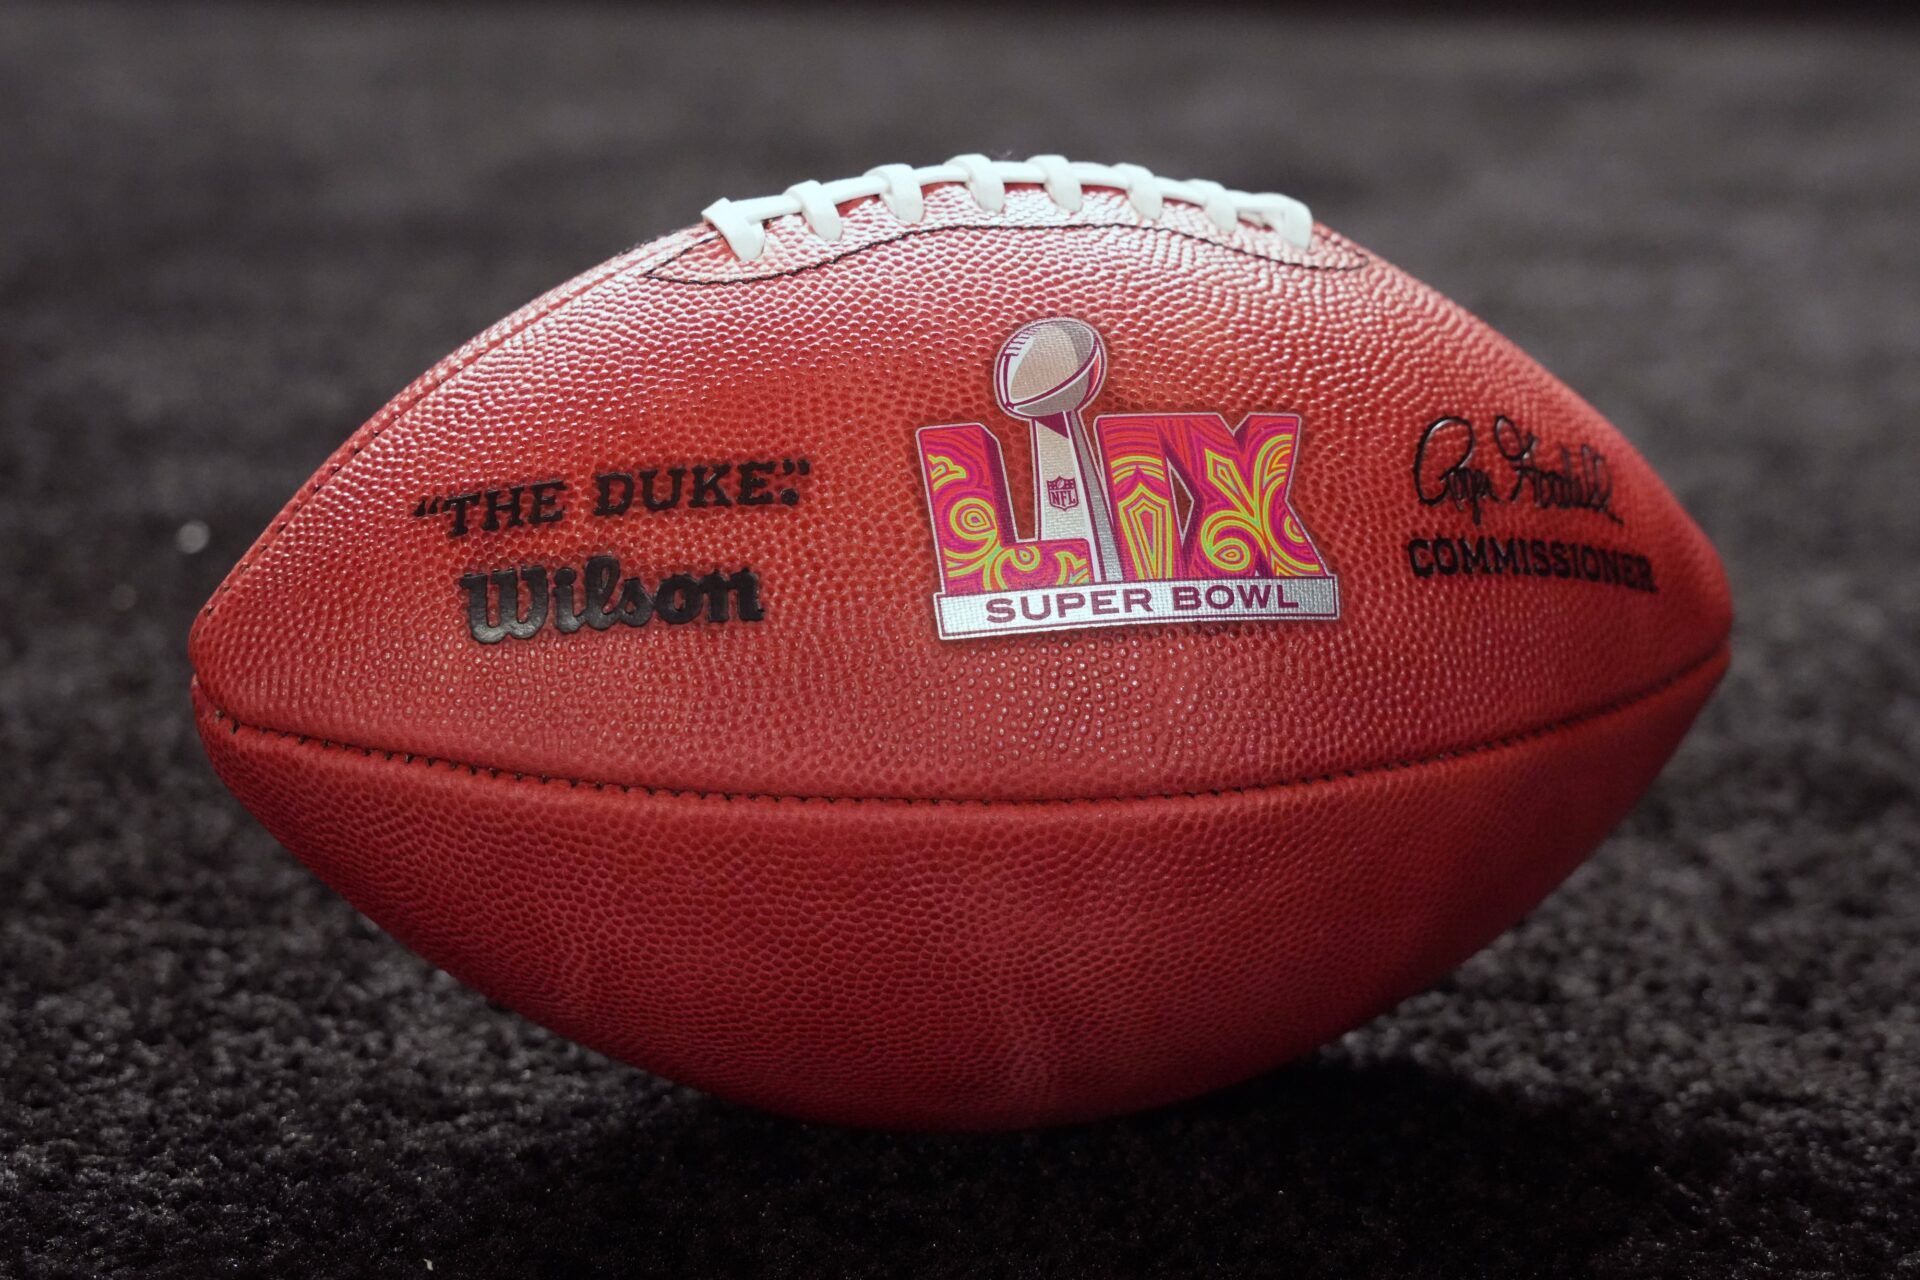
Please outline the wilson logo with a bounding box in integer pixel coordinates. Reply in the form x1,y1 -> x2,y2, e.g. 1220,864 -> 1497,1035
916,318 -> 1340,639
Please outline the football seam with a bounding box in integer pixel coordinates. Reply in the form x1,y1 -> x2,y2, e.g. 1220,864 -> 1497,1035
642,220 -> 1371,286
196,641 -> 1726,808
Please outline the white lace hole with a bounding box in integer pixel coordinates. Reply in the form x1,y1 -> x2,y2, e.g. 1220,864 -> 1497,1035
1029,154 -> 1083,214
1111,163 -> 1162,221
947,153 -> 1005,214
701,198 -> 767,262
784,180 -> 844,243
865,164 -> 924,224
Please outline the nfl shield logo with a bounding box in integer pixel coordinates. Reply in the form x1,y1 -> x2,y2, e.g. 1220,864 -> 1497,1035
1046,475 -> 1079,511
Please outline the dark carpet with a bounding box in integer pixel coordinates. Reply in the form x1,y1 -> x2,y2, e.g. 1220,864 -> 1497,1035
2,5 -> 1916,1277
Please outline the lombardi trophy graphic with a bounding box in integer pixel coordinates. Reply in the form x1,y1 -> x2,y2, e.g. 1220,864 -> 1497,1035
993,318 -> 1124,582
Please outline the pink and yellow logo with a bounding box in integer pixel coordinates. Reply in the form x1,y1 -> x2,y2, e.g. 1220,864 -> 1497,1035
917,318 -> 1340,639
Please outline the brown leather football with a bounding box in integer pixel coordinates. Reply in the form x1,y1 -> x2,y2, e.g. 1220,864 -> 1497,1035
192,156 -> 1731,1129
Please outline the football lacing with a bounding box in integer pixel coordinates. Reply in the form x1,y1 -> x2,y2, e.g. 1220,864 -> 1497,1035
701,154 -> 1314,263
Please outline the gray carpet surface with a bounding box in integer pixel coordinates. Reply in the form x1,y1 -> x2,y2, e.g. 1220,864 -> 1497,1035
1,6 -> 1916,1277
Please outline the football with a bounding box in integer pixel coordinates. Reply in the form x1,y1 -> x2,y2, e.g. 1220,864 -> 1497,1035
192,155 -> 1731,1129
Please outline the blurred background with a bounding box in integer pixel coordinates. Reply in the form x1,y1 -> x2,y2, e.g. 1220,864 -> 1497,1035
2,5 -> 1915,1277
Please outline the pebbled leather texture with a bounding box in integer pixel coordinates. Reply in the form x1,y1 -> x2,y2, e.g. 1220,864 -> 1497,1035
191,178 -> 1732,1129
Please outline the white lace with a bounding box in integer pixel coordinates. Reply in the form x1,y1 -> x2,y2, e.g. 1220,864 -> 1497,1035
700,154 -> 1314,262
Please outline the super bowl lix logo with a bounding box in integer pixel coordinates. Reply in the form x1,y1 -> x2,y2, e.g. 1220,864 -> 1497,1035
916,318 -> 1340,639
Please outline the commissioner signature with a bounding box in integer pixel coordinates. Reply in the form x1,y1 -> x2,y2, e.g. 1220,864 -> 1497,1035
1412,414 -> 1621,525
